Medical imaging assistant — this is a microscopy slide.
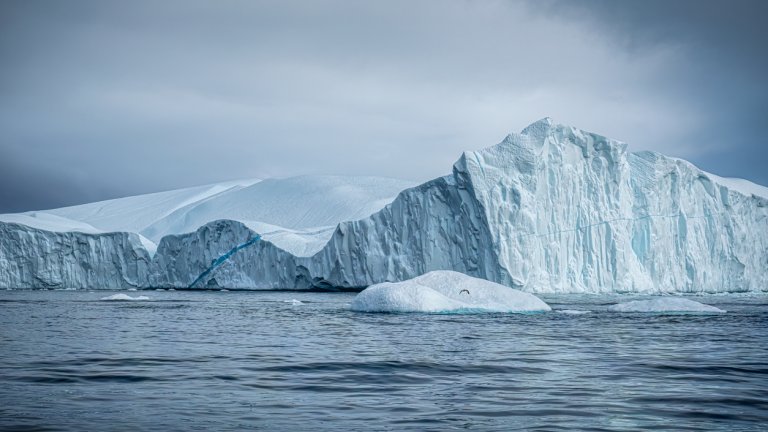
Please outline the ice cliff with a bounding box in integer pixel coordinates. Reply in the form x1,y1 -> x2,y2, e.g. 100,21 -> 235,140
2,119 -> 767,292
0,223 -> 149,288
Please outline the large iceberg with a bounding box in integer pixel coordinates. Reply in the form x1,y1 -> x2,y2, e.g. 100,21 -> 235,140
350,270 -> 551,313
0,175 -> 413,289
1,119 -> 766,293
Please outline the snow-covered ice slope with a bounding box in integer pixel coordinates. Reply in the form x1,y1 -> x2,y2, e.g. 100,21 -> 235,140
46,179 -> 261,235
0,212 -> 102,235
1,175 -> 415,257
154,118 -> 767,293
138,175 -> 415,255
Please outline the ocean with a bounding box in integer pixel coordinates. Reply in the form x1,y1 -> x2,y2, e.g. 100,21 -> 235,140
1,289 -> 766,431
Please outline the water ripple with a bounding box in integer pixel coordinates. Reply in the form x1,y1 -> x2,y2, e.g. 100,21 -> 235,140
0,290 -> 766,431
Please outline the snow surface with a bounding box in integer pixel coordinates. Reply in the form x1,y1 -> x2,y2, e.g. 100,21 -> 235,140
0,212 -> 102,234
49,179 -> 260,234
2,175 -> 413,257
706,174 -> 768,199
350,271 -> 551,313
609,297 -> 725,313
100,293 -> 150,301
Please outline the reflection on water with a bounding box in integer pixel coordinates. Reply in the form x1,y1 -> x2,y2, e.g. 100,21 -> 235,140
0,290 -> 766,431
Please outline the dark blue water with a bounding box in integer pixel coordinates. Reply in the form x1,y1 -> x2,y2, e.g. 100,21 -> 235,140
1,290 -> 767,431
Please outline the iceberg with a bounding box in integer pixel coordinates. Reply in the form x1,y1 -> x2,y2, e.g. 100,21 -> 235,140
0,222 -> 151,289
0,175 -> 415,258
0,175 -> 413,289
350,270 -> 551,313
555,310 -> 592,315
609,297 -> 725,313
150,118 -> 766,293
1,118 -> 766,293
100,293 -> 151,301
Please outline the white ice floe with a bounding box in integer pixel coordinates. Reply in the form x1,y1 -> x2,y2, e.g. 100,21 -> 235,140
609,297 -> 725,313
556,309 -> 592,315
284,299 -> 304,305
100,293 -> 150,301
350,270 -> 551,313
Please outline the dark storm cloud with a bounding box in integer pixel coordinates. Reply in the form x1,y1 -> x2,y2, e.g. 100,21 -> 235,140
1,0 -> 766,213
534,0 -> 768,183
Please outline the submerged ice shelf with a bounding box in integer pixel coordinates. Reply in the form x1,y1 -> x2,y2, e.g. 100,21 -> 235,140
350,271 -> 551,313
100,293 -> 151,301
1,118 -> 766,293
609,298 -> 725,313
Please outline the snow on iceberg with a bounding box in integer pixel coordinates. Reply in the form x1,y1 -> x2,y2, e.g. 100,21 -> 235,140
44,174 -> 414,257
350,270 -> 551,313
609,297 -> 725,313
100,293 -> 151,301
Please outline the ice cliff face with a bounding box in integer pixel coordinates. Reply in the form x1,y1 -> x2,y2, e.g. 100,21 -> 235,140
454,119 -> 768,292
2,119 -> 766,292
147,119 -> 767,293
0,223 -> 150,288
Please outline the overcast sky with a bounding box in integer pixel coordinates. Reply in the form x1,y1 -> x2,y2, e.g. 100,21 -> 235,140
1,0 -> 766,212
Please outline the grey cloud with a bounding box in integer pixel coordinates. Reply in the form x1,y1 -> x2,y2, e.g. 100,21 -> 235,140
534,0 -> 768,182
1,0 -> 766,213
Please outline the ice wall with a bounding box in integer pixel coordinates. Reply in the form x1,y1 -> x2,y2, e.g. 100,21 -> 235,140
156,119 -> 766,293
455,119 -> 768,292
2,119 -> 766,292
0,223 -> 150,288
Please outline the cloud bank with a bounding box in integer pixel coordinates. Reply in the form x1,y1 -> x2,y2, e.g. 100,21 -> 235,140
1,0 -> 765,212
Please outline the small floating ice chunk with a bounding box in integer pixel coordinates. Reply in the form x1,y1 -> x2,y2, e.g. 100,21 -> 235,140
284,299 -> 304,305
220,289 -> 229,292
351,270 -> 551,313
556,309 -> 591,315
609,297 -> 725,313
100,293 -> 150,301
127,288 -> 137,291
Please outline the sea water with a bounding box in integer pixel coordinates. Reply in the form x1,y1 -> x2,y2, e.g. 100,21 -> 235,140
0,290 -> 766,431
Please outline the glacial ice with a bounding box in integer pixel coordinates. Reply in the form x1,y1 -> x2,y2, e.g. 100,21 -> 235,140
1,118 -> 766,293
555,310 -> 592,315
100,293 -> 150,301
0,175 -> 414,258
148,118 -> 767,293
609,298 -> 725,313
350,271 -> 551,313
0,222 -> 150,289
